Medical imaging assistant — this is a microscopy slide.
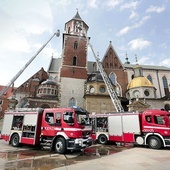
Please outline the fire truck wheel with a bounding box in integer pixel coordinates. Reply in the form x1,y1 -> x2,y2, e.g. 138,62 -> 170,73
147,136 -> 162,149
11,134 -> 20,147
54,137 -> 66,154
98,134 -> 107,145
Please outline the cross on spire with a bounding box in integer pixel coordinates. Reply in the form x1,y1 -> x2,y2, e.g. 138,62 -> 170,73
135,54 -> 138,64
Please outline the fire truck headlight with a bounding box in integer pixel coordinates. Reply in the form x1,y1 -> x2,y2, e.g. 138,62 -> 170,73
78,140 -> 82,146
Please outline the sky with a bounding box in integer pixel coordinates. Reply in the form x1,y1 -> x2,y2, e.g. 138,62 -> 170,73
0,0 -> 170,87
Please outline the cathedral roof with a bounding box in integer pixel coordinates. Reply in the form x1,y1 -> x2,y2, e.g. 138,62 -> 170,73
41,77 -> 57,85
127,76 -> 153,90
47,57 -> 61,73
124,63 -> 170,71
87,71 -> 103,82
87,61 -> 97,74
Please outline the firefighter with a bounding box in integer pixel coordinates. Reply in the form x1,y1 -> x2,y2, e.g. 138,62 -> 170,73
146,116 -> 151,123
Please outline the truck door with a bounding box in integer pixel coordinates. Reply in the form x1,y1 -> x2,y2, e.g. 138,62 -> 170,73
41,112 -> 62,137
153,115 -> 170,135
1,113 -> 13,141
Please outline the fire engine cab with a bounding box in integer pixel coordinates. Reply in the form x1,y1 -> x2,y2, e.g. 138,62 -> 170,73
90,109 -> 170,149
1,107 -> 92,154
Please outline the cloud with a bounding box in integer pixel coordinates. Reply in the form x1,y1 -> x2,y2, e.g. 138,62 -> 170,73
146,5 -> 165,13
133,15 -> 150,28
88,0 -> 98,8
106,0 -> 123,9
117,15 -> 150,36
34,43 -> 61,59
49,0 -> 69,6
128,38 -> 151,50
129,10 -> 138,20
1,33 -> 30,53
0,1 -> 53,34
120,1 -> 139,11
160,43 -> 168,49
117,26 -> 131,36
138,56 -> 150,65
0,0 -> 54,56
160,59 -> 170,67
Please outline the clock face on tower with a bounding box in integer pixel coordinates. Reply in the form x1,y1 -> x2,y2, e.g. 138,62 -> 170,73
90,87 -> 94,93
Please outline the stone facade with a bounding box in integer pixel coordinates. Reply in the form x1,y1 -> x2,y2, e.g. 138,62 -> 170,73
60,78 -> 86,108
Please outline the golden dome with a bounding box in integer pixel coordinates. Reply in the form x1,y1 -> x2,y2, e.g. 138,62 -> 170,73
127,76 -> 153,89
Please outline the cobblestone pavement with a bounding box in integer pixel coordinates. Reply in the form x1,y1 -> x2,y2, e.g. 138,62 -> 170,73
0,139 -> 131,170
54,146 -> 170,170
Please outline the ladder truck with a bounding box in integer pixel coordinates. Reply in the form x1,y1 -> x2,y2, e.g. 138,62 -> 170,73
90,109 -> 170,149
1,107 -> 92,154
0,30 -> 60,97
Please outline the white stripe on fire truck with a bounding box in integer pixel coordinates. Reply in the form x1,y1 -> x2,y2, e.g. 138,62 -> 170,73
42,127 -> 90,131
143,126 -> 170,130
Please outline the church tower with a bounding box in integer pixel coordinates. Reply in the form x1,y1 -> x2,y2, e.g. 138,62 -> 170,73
60,11 -> 89,108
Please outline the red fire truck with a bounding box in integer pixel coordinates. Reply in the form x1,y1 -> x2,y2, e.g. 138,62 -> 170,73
1,107 -> 92,154
90,109 -> 170,149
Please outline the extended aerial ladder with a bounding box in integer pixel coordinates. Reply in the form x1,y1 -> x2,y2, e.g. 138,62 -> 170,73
77,24 -> 124,112
88,43 -> 124,112
0,30 -> 60,97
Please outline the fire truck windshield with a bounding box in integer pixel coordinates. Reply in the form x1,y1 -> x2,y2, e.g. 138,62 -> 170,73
76,111 -> 90,125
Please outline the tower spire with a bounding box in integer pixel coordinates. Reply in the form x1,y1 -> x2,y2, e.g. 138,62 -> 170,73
125,52 -> 130,64
72,9 -> 82,20
135,54 -> 138,64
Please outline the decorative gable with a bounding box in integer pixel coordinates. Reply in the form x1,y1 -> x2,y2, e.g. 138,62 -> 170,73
102,41 -> 124,70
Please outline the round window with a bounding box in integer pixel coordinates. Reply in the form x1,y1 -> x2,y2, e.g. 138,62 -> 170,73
133,90 -> 139,97
100,86 -> 105,93
144,90 -> 150,96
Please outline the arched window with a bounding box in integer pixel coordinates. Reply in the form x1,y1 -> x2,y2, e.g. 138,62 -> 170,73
69,98 -> 76,107
162,76 -> 168,88
109,72 -> 116,86
73,56 -> 77,66
114,63 -> 118,68
162,76 -> 169,96
74,41 -> 78,50
147,75 -> 153,84
68,27 -> 70,33
131,74 -> 134,79
75,26 -> 78,32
